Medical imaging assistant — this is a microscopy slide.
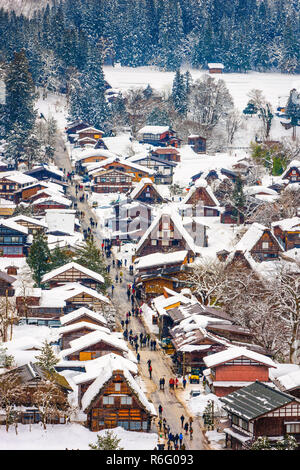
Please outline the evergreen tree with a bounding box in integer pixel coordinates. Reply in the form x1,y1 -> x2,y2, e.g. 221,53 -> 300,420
4,49 -> 37,137
69,52 -> 111,132
89,430 -> 124,450
231,176 -> 245,225
171,70 -> 187,115
35,340 -> 59,372
146,106 -> 171,126
75,238 -> 111,292
286,88 -> 300,140
26,232 -> 51,287
48,246 -> 72,272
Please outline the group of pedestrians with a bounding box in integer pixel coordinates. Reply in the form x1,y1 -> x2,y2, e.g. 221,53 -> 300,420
181,414 -> 194,440
169,377 -> 179,390
156,407 -> 188,450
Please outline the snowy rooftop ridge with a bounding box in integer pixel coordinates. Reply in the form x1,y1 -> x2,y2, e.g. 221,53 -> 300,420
60,330 -> 129,358
203,346 -> 276,369
59,307 -> 107,326
41,261 -> 105,284
138,125 -> 170,134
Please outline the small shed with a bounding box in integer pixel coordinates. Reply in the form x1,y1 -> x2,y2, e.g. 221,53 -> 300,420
207,63 -> 224,74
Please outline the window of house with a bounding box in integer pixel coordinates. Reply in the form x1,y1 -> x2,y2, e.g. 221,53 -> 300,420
118,421 -> 129,430
286,423 -> 300,433
142,421 -> 148,430
130,421 -> 141,430
161,240 -> 169,246
103,396 -> 114,405
241,419 -> 248,431
262,242 -> 269,249
151,240 -> 157,245
232,415 -> 239,426
115,383 -> 121,392
120,396 -> 132,405
162,222 -> 169,229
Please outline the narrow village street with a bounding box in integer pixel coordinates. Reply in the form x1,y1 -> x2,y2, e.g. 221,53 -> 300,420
54,132 -> 208,450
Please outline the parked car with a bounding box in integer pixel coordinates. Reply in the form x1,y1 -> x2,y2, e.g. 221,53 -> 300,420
189,390 -> 201,398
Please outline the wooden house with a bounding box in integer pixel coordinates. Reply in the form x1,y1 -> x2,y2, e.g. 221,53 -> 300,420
0,362 -> 72,425
203,347 -> 276,397
31,194 -> 72,215
109,200 -> 153,244
75,149 -> 115,174
88,157 -> 156,183
81,367 -> 156,432
224,223 -> 284,266
129,178 -> 166,204
0,198 -> 16,217
73,353 -> 138,408
59,307 -> 108,328
137,125 -> 181,148
60,330 -> 129,361
13,182 -> 49,204
76,127 -> 104,147
133,250 -> 190,301
133,209 -> 197,261
281,160 -> 300,183
0,172 -> 38,201
0,218 -> 29,257
207,63 -> 224,74
16,283 -> 111,324
25,165 -> 64,182
272,367 -> 300,400
221,381 -> 300,449
41,261 -> 105,290
58,322 -> 110,350
91,169 -> 134,194
127,155 -> 176,185
151,147 -> 180,163
65,120 -> 91,143
188,135 -> 207,153
220,204 -> 245,225
272,217 -> 300,251
10,215 -> 48,234
0,270 -> 16,296
181,179 -> 220,216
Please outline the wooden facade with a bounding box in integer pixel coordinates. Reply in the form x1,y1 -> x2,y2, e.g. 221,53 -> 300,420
90,160 -> 154,183
42,265 -> 104,290
282,165 -> 300,183
250,230 -> 282,261
84,370 -> 153,432
0,223 -> 28,257
63,339 -> 125,361
188,135 -> 207,153
131,181 -> 165,204
273,222 -> 300,251
184,186 -> 218,208
14,183 -> 48,204
0,271 -> 16,296
92,169 -> 134,194
151,147 -> 180,162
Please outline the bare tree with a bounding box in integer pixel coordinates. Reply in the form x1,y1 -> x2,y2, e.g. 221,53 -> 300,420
0,372 -> 22,432
226,108 -> 242,145
32,379 -> 69,430
0,295 -> 17,342
189,258 -> 228,306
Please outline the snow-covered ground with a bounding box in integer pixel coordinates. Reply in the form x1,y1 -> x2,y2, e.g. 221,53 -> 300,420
0,423 -> 158,450
104,65 -> 300,114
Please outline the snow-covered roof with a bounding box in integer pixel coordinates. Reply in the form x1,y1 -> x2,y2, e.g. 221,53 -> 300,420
73,353 -> 138,385
77,126 -> 104,134
182,178 -> 220,206
207,63 -> 224,69
81,366 -> 156,416
244,186 -> 278,196
75,148 -> 116,161
272,217 -> 300,232
87,156 -> 156,175
203,346 -> 276,369
129,178 -> 165,201
0,171 -> 37,185
275,367 -> 300,391
31,194 -> 72,207
134,250 -> 188,270
135,206 -> 198,254
60,330 -> 129,358
10,215 -> 48,228
138,125 -> 170,135
233,223 -> 279,252
59,307 -> 107,326
41,261 -> 105,284
0,218 -> 28,234
57,321 -> 110,337
37,283 -> 110,308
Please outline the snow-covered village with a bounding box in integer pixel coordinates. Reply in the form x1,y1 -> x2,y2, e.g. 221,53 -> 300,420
0,0 -> 300,455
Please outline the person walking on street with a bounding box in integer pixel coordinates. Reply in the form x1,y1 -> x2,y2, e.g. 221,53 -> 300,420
115,274 -> 118,283
158,419 -> 162,431
111,285 -> 114,296
119,270 -> 123,283
179,433 -> 183,448
175,377 -> 179,389
158,405 -> 163,418
184,422 -> 189,435
182,377 -> 187,389
181,443 -> 186,450
174,433 -> 179,446
147,359 -> 151,369
189,427 -> 193,440
135,342 -> 139,353
127,288 -> 131,300
121,320 -> 124,329
180,414 -> 185,428
137,352 -> 140,364
149,365 -> 152,379
153,339 -> 157,351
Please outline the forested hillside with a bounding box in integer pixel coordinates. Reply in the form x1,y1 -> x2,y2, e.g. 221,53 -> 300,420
0,0 -> 299,80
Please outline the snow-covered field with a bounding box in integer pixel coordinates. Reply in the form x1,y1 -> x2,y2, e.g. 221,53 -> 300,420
0,423 -> 158,450
104,65 -> 300,113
